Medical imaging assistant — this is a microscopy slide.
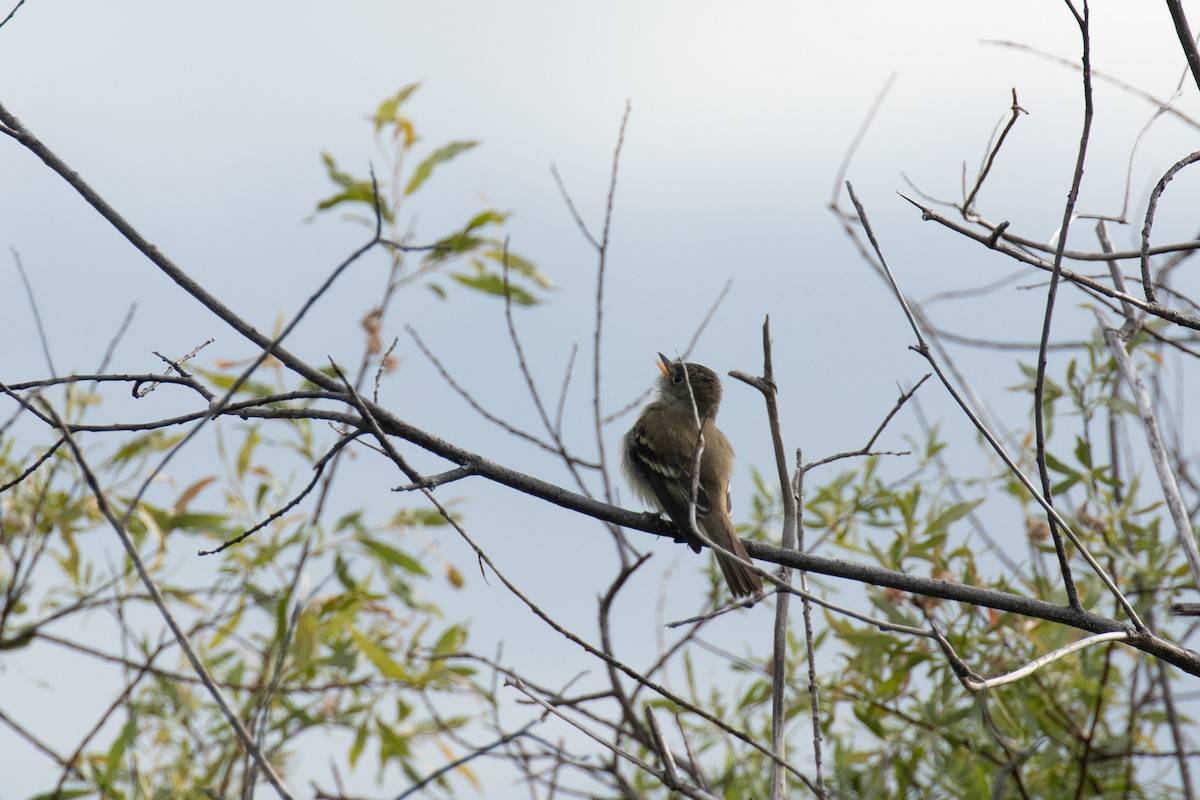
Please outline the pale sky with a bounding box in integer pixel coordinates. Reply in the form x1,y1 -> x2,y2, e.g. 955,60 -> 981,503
2,1 -> 1197,796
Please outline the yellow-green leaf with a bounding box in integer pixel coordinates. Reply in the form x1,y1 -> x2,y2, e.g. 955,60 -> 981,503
348,626 -> 408,681
405,140 -> 479,196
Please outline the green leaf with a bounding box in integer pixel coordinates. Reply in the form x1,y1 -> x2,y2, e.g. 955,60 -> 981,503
236,426 -> 261,480
0,626 -> 37,650
142,505 -> 231,536
29,790 -> 92,800
1044,451 -> 1078,479
1073,435 -> 1092,469
362,537 -> 429,576
334,554 -> 359,591
103,711 -> 139,786
481,249 -> 554,289
405,140 -> 479,196
373,82 -> 421,135
193,368 -> 276,398
315,152 -> 393,222
424,209 -> 508,265
451,271 -> 538,305
108,431 -> 185,466
348,626 -> 409,681
349,719 -> 369,767
432,623 -> 468,657
926,498 -> 983,537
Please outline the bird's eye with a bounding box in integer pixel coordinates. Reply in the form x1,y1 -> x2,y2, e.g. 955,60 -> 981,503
672,373 -> 684,384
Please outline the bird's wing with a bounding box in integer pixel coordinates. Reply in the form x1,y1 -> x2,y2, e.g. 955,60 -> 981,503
625,417 -> 712,548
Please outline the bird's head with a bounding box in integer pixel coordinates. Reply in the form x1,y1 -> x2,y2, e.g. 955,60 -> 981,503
655,353 -> 723,418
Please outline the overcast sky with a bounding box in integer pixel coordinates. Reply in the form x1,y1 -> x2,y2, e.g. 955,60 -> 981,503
3,2 -> 1199,796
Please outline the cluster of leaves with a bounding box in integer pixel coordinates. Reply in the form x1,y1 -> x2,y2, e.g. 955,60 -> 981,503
316,83 -> 553,306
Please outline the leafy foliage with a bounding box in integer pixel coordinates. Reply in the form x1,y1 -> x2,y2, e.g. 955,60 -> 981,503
314,83 -> 553,305
0,375 -> 483,799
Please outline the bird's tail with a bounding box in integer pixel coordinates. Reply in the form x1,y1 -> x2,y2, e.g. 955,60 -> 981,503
707,514 -> 763,598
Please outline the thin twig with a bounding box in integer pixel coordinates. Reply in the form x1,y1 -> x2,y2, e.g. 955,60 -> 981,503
666,585 -> 931,638
554,343 -> 578,436
0,0 -> 25,29
794,451 -> 824,796
135,339 -> 215,398
94,302 -> 137,376
972,219 -> 1200,263
550,165 -> 600,251
406,323 -> 598,469
506,679 -> 720,800
932,627 -> 1130,691
728,317 -> 816,799
800,374 -> 929,472
903,196 -> 1200,331
50,640 -> 166,798
962,88 -> 1027,214
1096,221 -> 1140,326
394,720 -> 543,800
590,102 -> 632,517
983,39 -> 1200,129
1157,656 -> 1197,799
1140,151 -> 1200,304
597,553 -> 656,757
644,707 -> 680,788
829,73 -> 897,208
0,436 -> 64,494
1165,0 -> 1200,93
1030,0 -> 1092,610
198,433 -> 360,555
11,248 -> 57,379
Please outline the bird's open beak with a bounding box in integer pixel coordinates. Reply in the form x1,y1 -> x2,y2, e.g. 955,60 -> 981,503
656,352 -> 671,375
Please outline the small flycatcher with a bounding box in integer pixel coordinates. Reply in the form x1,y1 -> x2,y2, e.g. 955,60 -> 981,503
623,353 -> 762,598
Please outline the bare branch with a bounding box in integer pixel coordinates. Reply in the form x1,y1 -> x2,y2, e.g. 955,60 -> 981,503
1028,0 -> 1094,611
507,678 -> 721,800
1164,0 -> 1200,94
829,72 -> 897,208
799,374 -> 929,472
928,619 -> 1129,691
1158,655 -> 1198,799
903,195 -> 1200,331
1141,150 -> 1200,304
11,248 -> 57,379
1096,307 -> 1200,587
962,88 -> 1027,215
590,102 -> 632,513
0,436 -> 63,494
727,317 -> 820,798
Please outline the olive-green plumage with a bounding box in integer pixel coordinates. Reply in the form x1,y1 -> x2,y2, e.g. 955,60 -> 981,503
623,354 -> 762,598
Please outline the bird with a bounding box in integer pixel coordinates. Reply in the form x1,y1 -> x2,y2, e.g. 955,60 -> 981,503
622,353 -> 763,598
